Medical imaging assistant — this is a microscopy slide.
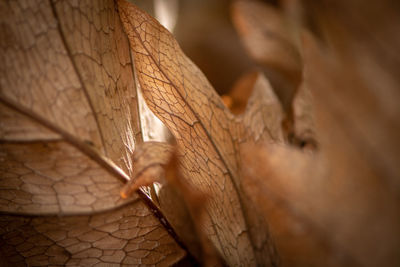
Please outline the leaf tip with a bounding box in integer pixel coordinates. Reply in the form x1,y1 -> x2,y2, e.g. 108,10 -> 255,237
120,183 -> 133,199
120,179 -> 140,199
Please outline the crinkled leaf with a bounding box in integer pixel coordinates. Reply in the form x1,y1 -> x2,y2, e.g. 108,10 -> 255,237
118,1 -> 285,265
0,200 -> 184,266
0,0 -> 186,265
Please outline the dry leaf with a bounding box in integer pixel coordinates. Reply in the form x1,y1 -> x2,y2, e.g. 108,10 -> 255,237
239,2 -> 400,265
0,200 -> 184,266
3,0 -> 398,266
241,143 -> 357,267
231,0 -> 316,147
301,0 -> 400,184
232,0 -> 302,112
120,141 -> 223,265
221,71 -> 259,115
118,2 -> 255,263
239,71 -> 284,143
120,141 -> 174,198
118,1 -> 286,265
163,148 -> 223,267
0,0 -> 186,265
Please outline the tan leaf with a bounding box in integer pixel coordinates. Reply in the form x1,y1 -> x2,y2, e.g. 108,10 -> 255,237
241,143 -> 355,267
162,146 -> 223,266
0,0 -> 186,265
221,71 -> 259,115
301,0 -> 400,185
118,1 -> 285,265
120,142 -> 173,198
301,24 -> 400,265
240,15 -> 400,267
0,200 -> 184,266
232,0 -> 302,111
223,70 -> 284,142
120,141 -> 222,265
239,71 -> 285,143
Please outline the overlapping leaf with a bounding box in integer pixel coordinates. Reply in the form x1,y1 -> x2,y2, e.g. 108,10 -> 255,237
2,0 -> 397,266
0,0 -> 185,265
232,0 -> 302,112
118,1 -> 286,265
239,1 -> 400,266
231,0 -> 317,147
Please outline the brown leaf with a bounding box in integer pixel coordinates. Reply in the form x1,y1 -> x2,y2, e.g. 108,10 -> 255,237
239,71 -> 285,143
120,141 -> 173,198
241,143 -> 355,267
118,1 -> 284,265
232,0 -> 302,111
0,137 -> 128,214
118,2 -> 254,264
301,28 -> 400,266
120,141 -> 222,265
158,182 -> 205,264
221,71 -> 259,115
223,70 -> 284,143
0,200 -> 184,266
301,0 -> 400,186
163,148 -> 223,267
240,13 -> 400,267
0,0 -> 186,265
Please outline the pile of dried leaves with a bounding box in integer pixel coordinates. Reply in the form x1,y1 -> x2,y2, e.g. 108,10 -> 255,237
0,0 -> 399,266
